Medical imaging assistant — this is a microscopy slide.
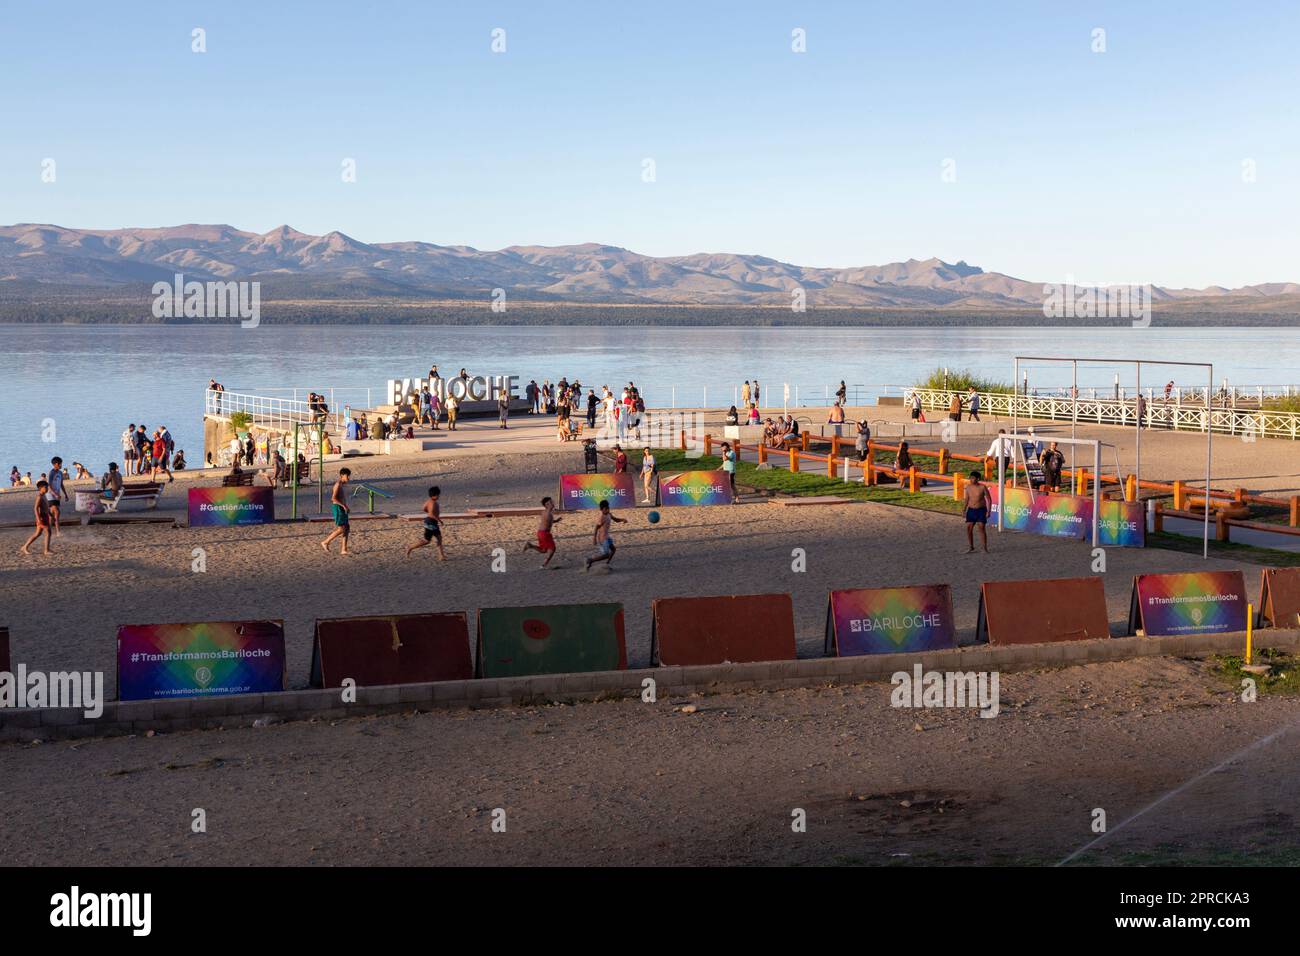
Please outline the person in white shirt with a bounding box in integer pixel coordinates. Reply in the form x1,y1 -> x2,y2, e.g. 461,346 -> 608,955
986,429 -> 1014,479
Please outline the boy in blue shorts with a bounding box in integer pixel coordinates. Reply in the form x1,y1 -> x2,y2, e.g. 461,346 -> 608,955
584,499 -> 627,572
406,485 -> 447,560
963,470 -> 992,553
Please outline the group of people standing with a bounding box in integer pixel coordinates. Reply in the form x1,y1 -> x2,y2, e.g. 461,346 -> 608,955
121,422 -> 178,481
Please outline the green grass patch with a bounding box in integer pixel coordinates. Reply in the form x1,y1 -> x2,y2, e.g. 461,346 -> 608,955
915,367 -> 1013,394
1212,648 -> 1300,696
643,448 -> 966,516
1147,530 -> 1300,567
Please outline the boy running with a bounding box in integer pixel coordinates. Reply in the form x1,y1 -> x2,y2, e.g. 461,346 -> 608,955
523,495 -> 562,567
963,470 -> 992,553
321,468 -> 352,555
20,481 -> 53,555
584,499 -> 627,572
406,485 -> 447,560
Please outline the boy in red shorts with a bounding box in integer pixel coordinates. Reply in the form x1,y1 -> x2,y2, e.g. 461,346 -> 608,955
523,496 -> 562,568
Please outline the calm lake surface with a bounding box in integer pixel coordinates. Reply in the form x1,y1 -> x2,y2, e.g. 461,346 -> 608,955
1,324 -> 1294,476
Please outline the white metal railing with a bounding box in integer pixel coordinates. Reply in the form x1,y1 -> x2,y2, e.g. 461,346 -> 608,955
905,387 -> 1300,440
206,389 -> 345,432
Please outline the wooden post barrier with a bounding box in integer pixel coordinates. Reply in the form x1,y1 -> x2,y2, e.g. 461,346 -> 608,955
1125,474 -> 1137,502
831,436 -> 841,459
800,432 -> 810,452
952,473 -> 965,501
983,456 -> 993,479
1217,511 -> 1230,542
679,430 -> 687,451
758,443 -> 767,464
866,460 -> 876,486
1173,480 -> 1185,510
1291,496 -> 1300,528
938,448 -> 949,474
908,466 -> 919,494
827,455 -> 837,479
789,449 -> 799,474
1153,502 -> 1164,533
704,433 -> 712,456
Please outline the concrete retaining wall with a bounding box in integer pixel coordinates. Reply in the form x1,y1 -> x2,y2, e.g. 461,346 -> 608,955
3,628 -> 1292,742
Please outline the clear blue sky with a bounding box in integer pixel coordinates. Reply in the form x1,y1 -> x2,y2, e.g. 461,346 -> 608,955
1,1 -> 1296,288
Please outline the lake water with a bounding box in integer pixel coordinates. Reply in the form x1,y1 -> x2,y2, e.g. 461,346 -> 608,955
2,324 -> 1296,477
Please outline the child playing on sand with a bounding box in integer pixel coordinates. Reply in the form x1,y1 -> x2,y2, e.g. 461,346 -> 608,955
963,470 -> 992,553
523,496 -> 562,568
406,486 -> 447,560
20,481 -> 53,555
321,468 -> 352,555
584,499 -> 627,572
47,457 -> 68,536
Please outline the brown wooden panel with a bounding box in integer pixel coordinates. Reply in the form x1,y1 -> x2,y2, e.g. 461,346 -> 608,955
1261,567 -> 1300,628
980,577 -> 1111,645
312,613 -> 472,688
652,594 -> 796,666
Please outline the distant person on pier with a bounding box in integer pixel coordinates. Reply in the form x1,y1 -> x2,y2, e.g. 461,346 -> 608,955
753,380 -> 761,407
9,466 -> 20,486
586,390 -> 598,428
498,391 -> 510,429
910,391 -> 922,421
1136,393 -> 1147,428
836,380 -> 847,404
208,379 -> 224,414
967,387 -> 981,421
741,380 -> 751,407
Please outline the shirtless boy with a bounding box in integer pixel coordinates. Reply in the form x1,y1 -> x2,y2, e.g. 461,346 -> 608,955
20,481 -> 53,555
584,499 -> 627,572
523,496 -> 562,568
963,469 -> 992,553
406,485 -> 447,560
321,468 -> 352,555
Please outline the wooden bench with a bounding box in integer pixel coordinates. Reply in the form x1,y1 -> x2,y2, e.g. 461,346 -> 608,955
221,472 -> 255,487
102,481 -> 164,512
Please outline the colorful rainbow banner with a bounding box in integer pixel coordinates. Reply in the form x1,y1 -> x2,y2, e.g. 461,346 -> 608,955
558,473 -> 638,510
987,486 -> 1143,547
1129,571 -> 1248,636
658,470 -> 734,506
188,486 -> 275,526
825,585 -> 957,656
117,620 -> 286,701
1098,500 -> 1145,547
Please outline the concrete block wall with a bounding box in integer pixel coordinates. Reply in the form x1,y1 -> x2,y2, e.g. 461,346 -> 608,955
3,628 -> 1294,742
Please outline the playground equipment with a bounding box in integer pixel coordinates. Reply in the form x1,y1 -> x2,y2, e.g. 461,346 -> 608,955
351,482 -> 394,514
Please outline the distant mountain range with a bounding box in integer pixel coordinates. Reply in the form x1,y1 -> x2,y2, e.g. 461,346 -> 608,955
2,222 -> 1298,311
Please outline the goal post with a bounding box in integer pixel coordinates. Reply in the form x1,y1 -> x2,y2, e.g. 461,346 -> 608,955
995,433 -> 1103,547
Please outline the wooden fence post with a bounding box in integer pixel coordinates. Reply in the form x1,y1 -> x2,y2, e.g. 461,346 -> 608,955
908,466 -> 919,494
1125,474 -> 1136,502
1291,495 -> 1300,527
938,448 -> 949,474
953,473 -> 964,501
1173,480 -> 1185,510
789,449 -> 799,474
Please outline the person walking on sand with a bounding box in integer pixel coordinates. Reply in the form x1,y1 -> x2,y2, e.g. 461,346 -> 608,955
721,441 -> 739,502
584,499 -> 627,572
47,457 -> 68,536
963,470 -> 992,553
640,447 -> 657,504
406,485 -> 447,560
20,481 -> 53,555
321,468 -> 352,555
523,496 -> 562,568
498,391 -> 510,429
